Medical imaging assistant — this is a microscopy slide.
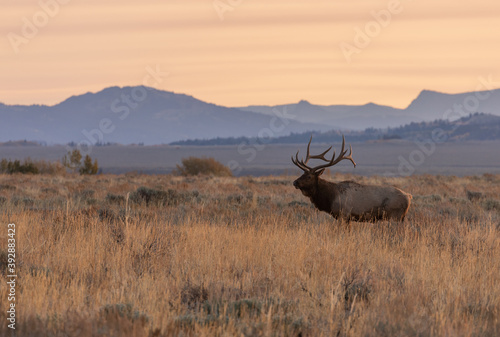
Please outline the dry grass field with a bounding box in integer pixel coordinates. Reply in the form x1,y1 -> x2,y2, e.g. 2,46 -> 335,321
0,172 -> 499,336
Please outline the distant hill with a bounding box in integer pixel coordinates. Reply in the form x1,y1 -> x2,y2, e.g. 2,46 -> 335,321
170,113 -> 500,145
383,112 -> 500,141
0,86 -> 329,145
405,89 -> 500,121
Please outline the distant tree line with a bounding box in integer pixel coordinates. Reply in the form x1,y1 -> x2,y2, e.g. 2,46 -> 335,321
0,140 -> 45,147
0,150 -> 99,175
0,158 -> 65,175
170,113 -> 500,145
0,159 -> 40,174
66,141 -> 119,147
170,130 -> 383,146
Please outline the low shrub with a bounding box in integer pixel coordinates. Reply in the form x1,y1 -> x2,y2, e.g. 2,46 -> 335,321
130,186 -> 199,206
175,157 -> 232,177
466,190 -> 484,202
12,196 -> 35,207
100,303 -> 149,326
482,199 -> 500,212
0,158 -> 65,175
105,193 -> 126,205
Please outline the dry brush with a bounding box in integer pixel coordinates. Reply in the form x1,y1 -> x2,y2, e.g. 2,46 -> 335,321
0,173 -> 499,336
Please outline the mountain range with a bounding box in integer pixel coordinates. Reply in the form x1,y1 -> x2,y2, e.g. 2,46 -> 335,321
239,88 -> 500,130
239,100 -> 415,130
171,113 -> 500,145
1,86 -> 500,144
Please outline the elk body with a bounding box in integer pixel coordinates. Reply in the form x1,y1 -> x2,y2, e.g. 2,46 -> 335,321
292,136 -> 412,222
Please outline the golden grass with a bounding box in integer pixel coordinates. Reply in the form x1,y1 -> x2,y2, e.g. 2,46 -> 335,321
0,173 -> 499,336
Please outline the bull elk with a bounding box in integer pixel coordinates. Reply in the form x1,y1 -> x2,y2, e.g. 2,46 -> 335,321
291,136 -> 412,222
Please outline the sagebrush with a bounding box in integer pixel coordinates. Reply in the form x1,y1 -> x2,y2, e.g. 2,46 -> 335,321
0,173 -> 499,336
175,157 -> 232,177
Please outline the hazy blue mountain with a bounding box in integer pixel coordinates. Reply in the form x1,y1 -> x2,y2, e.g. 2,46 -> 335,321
239,100 -> 418,130
404,88 -> 500,120
240,100 -> 346,128
0,86 -> 330,145
239,89 -> 500,130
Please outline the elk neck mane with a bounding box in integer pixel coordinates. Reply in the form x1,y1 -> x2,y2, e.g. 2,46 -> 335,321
304,178 -> 332,214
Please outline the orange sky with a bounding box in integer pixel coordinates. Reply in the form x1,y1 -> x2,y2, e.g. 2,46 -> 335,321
1,0 -> 500,108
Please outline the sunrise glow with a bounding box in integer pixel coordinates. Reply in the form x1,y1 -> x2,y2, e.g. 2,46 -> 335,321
1,0 -> 500,108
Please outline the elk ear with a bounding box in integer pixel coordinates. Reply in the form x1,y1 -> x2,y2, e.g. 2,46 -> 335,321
316,168 -> 325,176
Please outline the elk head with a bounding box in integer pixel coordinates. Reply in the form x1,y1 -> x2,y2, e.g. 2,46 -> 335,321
291,135 -> 356,197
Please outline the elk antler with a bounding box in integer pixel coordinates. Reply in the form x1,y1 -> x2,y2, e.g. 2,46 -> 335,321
291,135 -> 356,173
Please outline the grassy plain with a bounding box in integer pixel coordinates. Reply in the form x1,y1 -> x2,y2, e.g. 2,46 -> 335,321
0,172 -> 499,336
1,141 -> 500,176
